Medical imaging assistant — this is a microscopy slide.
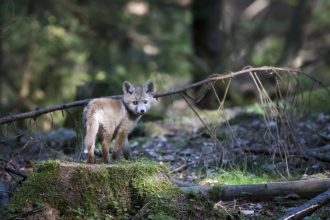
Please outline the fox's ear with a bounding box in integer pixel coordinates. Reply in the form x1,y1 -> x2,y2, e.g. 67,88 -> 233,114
143,81 -> 155,94
123,81 -> 134,94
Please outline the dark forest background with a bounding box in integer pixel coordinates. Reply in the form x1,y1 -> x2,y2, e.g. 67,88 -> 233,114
0,0 -> 330,129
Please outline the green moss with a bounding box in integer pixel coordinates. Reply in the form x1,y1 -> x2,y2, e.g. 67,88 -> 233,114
208,169 -> 278,185
114,159 -> 180,219
8,159 -> 181,219
8,160 -> 62,212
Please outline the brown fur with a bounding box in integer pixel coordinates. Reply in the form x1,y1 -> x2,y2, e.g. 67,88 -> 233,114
83,81 -> 154,163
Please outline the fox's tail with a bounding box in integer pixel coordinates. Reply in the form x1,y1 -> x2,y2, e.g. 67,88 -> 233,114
83,107 -> 89,154
83,106 -> 99,154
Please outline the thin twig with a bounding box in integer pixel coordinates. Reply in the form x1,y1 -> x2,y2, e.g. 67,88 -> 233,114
8,138 -> 32,165
4,166 -> 27,179
131,202 -> 150,220
169,162 -> 191,174
180,92 -> 228,163
8,206 -> 46,220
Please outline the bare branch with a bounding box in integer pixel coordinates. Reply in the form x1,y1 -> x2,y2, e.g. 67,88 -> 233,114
0,96 -> 120,125
0,66 -> 298,125
153,66 -> 298,98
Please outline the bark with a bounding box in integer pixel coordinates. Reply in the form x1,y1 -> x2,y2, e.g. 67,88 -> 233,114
192,0 -> 223,78
279,188 -> 330,220
181,178 -> 330,201
0,66 -> 298,125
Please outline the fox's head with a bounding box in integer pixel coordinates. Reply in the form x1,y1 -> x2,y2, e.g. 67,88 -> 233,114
122,81 -> 155,115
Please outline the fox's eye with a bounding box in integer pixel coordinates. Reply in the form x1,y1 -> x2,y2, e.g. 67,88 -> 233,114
143,100 -> 148,104
133,101 -> 138,105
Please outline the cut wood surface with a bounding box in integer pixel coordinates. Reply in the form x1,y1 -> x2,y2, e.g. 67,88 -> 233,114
279,188 -> 330,220
181,178 -> 330,201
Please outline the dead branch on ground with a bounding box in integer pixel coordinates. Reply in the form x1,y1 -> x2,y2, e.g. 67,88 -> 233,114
181,178 -> 330,201
0,66 -> 298,125
279,188 -> 330,220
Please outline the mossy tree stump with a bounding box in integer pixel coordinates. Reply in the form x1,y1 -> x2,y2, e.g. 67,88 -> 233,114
8,160 -> 180,219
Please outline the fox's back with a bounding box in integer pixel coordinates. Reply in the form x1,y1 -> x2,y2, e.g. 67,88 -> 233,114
84,98 -> 128,127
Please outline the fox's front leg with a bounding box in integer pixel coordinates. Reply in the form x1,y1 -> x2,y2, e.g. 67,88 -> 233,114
122,138 -> 131,160
112,130 -> 128,160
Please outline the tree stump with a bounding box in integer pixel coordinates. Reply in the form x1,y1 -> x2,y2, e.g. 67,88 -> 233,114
7,160 -> 179,219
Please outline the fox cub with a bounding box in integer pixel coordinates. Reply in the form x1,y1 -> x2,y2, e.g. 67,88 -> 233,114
83,81 -> 155,163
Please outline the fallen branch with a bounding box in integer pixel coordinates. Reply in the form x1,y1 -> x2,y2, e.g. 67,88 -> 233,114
279,188 -> 330,220
308,144 -> 330,153
8,206 -> 46,220
318,133 -> 330,142
0,66 -> 298,125
243,146 -> 297,156
243,145 -> 330,163
307,151 -> 330,163
4,166 -> 27,180
181,178 -> 330,201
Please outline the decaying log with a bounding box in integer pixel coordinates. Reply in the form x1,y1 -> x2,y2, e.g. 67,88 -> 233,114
181,178 -> 330,201
0,66 -> 298,125
279,188 -> 330,220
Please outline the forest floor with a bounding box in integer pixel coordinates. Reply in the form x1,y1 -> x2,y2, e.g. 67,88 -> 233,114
1,100 -> 330,219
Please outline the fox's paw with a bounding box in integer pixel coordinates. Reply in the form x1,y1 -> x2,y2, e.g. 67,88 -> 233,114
112,151 -> 119,160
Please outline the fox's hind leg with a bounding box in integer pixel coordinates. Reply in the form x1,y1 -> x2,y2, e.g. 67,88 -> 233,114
84,119 -> 99,163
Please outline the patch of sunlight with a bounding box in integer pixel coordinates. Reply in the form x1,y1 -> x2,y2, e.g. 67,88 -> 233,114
252,36 -> 284,66
125,1 -> 149,16
114,65 -> 127,76
46,25 -> 66,39
246,103 -> 266,115
67,51 -> 87,64
96,71 -> 106,81
204,170 -> 278,185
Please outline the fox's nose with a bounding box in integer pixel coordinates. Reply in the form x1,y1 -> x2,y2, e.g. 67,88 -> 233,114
140,109 -> 145,113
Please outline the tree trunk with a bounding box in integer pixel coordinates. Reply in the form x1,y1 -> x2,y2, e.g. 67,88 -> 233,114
191,0 -> 225,109
19,0 -> 35,100
0,5 -> 3,104
277,0 -> 311,65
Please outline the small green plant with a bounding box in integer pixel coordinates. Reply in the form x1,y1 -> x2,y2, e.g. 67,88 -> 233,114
148,211 -> 177,220
205,169 -> 279,185
69,207 -> 85,218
